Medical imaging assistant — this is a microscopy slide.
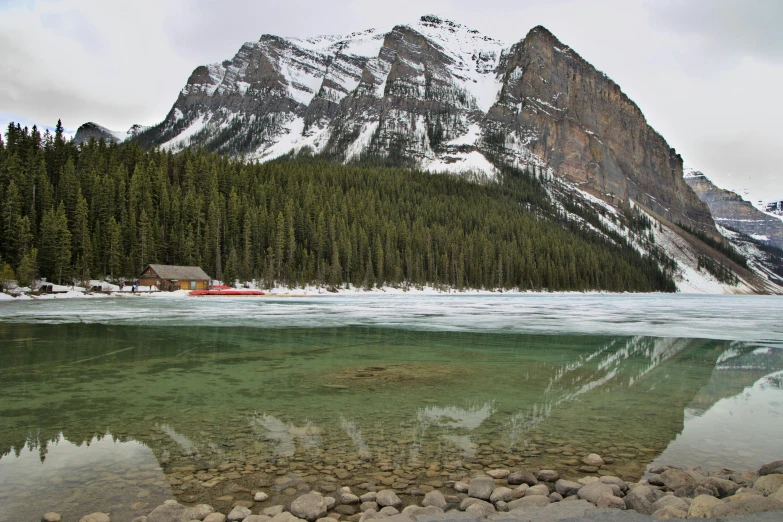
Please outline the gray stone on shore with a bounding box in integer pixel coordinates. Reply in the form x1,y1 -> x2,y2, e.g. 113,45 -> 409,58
359,509 -> 379,522
512,484 -> 529,499
379,506 -> 400,516
597,495 -> 626,510
700,476 -> 739,497
360,492 -> 378,502
687,494 -> 723,518
465,499 -> 496,518
623,485 -> 659,515
486,469 -> 510,479
80,514 -> 111,522
422,490 -> 448,509
255,492 -> 270,502
577,482 -> 615,504
673,482 -> 718,498
760,460 -> 783,476
711,496 -> 783,517
376,489 -> 402,507
659,468 -> 695,490
245,516 -> 272,522
650,504 -> 688,520
549,492 -> 563,503
536,470 -> 559,482
203,514 -> 227,522
507,471 -> 537,486
489,487 -> 514,503
506,495 -> 550,509
507,499 -> 595,519
42,514 -> 62,522
582,454 -> 604,467
599,476 -> 626,490
290,493 -> 329,521
402,505 -> 444,517
755,474 -> 783,495
555,479 -> 582,497
525,484 -> 550,497
341,493 -> 361,504
468,477 -> 495,500
650,495 -> 689,514
361,501 -> 379,512
227,506 -> 252,522
460,497 -> 486,511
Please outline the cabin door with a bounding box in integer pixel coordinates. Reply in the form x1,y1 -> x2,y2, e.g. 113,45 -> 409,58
190,281 -> 196,290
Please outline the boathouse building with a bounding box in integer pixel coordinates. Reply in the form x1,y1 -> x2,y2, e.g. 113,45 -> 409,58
138,264 -> 210,291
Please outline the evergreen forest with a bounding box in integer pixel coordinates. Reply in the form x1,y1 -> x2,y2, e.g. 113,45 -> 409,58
0,122 -> 677,292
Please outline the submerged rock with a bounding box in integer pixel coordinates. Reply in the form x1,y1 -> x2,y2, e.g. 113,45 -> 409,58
582,454 -> 604,467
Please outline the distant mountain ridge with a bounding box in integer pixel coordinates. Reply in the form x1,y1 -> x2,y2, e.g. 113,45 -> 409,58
73,122 -> 149,145
76,14 -> 715,237
684,169 -> 783,251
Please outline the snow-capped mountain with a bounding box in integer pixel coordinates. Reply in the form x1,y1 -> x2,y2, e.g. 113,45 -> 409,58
73,122 -> 149,145
87,15 -> 715,235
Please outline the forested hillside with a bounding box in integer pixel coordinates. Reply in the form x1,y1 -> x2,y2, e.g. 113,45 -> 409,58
0,122 -> 675,292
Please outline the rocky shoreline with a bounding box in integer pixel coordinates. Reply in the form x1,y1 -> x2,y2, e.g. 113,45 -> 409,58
44,457 -> 783,522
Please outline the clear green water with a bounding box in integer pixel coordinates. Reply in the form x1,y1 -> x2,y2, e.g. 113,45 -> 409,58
1,320 -> 782,521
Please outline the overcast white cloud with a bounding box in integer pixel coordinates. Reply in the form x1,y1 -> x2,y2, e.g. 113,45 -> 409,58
0,0 -> 780,202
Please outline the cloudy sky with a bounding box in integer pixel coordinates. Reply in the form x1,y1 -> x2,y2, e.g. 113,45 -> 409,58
1,0 -> 780,202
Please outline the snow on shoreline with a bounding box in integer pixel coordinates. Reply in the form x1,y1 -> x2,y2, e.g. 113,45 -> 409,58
0,281 -> 755,302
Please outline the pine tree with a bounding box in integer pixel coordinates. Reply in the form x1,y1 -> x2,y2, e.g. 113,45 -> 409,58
16,248 -> 38,288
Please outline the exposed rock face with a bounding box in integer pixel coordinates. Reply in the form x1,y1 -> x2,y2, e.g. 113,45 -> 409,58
482,26 -> 714,233
685,170 -> 783,250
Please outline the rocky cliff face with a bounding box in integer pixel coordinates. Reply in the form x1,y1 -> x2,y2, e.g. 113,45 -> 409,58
88,15 -> 715,234
482,26 -> 713,232
685,170 -> 783,250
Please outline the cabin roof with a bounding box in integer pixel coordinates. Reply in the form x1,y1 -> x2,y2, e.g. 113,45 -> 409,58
142,264 -> 210,281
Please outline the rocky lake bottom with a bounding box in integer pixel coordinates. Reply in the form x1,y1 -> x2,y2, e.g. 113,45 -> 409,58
1,295 -> 782,521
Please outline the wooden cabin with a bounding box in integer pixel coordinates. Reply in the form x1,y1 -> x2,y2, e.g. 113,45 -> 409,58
138,264 -> 210,291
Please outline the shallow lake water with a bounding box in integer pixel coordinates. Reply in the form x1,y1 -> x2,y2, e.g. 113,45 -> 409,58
0,294 -> 781,521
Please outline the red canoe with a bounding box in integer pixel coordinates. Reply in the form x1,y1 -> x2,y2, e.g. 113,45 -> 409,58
189,289 -> 265,296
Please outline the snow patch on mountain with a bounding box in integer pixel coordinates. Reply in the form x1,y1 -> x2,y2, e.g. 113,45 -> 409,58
345,122 -> 380,161
412,15 -> 505,112
161,114 -> 207,152
423,151 -> 499,178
